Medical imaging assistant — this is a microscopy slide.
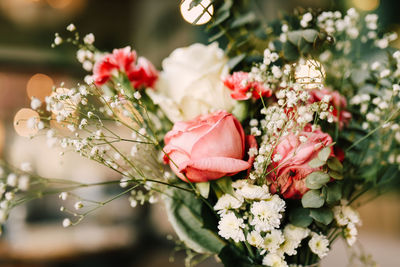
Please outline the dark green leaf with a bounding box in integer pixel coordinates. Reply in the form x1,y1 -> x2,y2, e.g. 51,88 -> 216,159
215,176 -> 234,195
327,157 -> 343,172
310,208 -> 333,225
302,189 -> 325,208
219,244 -> 254,267
326,182 -> 342,204
329,171 -> 343,180
306,171 -> 330,189
283,42 -> 299,61
289,207 -> 313,227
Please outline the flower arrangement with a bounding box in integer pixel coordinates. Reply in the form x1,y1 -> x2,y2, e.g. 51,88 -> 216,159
3,1 -> 400,266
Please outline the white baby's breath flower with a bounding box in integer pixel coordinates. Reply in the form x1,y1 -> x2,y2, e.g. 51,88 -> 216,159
7,173 -> 18,187
18,175 -> 30,191
74,201 -> 83,210
59,192 -> 68,201
30,97 -> 42,110
217,212 -> 245,242
83,33 -> 95,45
54,35 -> 62,45
66,23 -> 76,31
62,218 -> 72,228
308,233 -> 329,259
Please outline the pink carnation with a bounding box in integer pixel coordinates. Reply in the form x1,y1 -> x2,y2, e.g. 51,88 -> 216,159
163,110 -> 257,183
223,72 -> 272,100
92,46 -> 158,89
267,126 -> 334,199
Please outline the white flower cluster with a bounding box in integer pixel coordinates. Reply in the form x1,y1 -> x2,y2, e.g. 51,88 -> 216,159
246,84 -> 332,182
0,162 -> 32,230
215,180 -> 314,266
333,204 -> 361,246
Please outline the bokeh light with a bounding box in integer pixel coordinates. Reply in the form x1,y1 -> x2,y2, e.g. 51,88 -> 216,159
46,0 -> 73,9
295,59 -> 326,90
13,108 -> 40,137
26,73 -> 54,102
352,0 -> 380,11
180,0 -> 213,25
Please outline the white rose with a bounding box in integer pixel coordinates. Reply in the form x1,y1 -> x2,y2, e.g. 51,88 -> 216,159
147,43 -> 236,122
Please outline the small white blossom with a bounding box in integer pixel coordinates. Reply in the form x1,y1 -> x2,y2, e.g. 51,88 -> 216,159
214,194 -> 243,212
74,201 -> 83,210
83,33 -> 95,45
7,173 -> 18,187
217,212 -> 245,243
59,192 -> 68,201
30,97 -> 42,110
62,218 -> 72,228
247,231 -> 263,248
262,254 -> 288,267
308,233 -> 329,258
66,23 -> 76,31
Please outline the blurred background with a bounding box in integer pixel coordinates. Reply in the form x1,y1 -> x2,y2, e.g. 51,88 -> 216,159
0,0 -> 399,266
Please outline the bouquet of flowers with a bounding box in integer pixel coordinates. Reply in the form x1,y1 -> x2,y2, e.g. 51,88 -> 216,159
3,1 -> 400,266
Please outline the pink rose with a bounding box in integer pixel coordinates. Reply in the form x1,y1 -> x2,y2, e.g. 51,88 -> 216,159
223,72 -> 272,100
309,88 -> 351,128
163,110 -> 256,183
267,126 -> 333,199
93,46 -> 158,89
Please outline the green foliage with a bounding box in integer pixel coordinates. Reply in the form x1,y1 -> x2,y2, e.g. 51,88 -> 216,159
301,189 -> 325,208
309,208 -> 333,225
289,207 -> 313,227
218,244 -> 258,267
163,186 -> 225,254
306,171 -> 330,189
196,182 -> 210,198
326,182 -> 342,204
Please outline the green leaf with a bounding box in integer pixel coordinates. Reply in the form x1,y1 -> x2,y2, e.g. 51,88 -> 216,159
302,29 -> 319,43
318,147 -> 331,162
215,176 -> 234,195
287,31 -> 302,45
326,182 -> 342,204
232,101 -> 248,122
327,157 -> 343,172
196,182 -> 210,198
306,171 -> 330,189
208,30 -> 226,42
329,171 -> 343,180
283,42 -> 299,61
189,0 -> 202,10
310,208 -> 333,225
227,54 -> 246,69
219,244 -> 254,267
308,157 -> 325,168
231,12 -> 256,28
302,189 -> 325,208
163,186 -> 225,254
289,207 -> 313,227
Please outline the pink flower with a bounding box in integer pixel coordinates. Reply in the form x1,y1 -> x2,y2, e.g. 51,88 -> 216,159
163,110 -> 256,183
92,46 -> 158,89
223,72 -> 272,100
267,126 -> 333,199
128,57 -> 158,89
309,88 -> 351,128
